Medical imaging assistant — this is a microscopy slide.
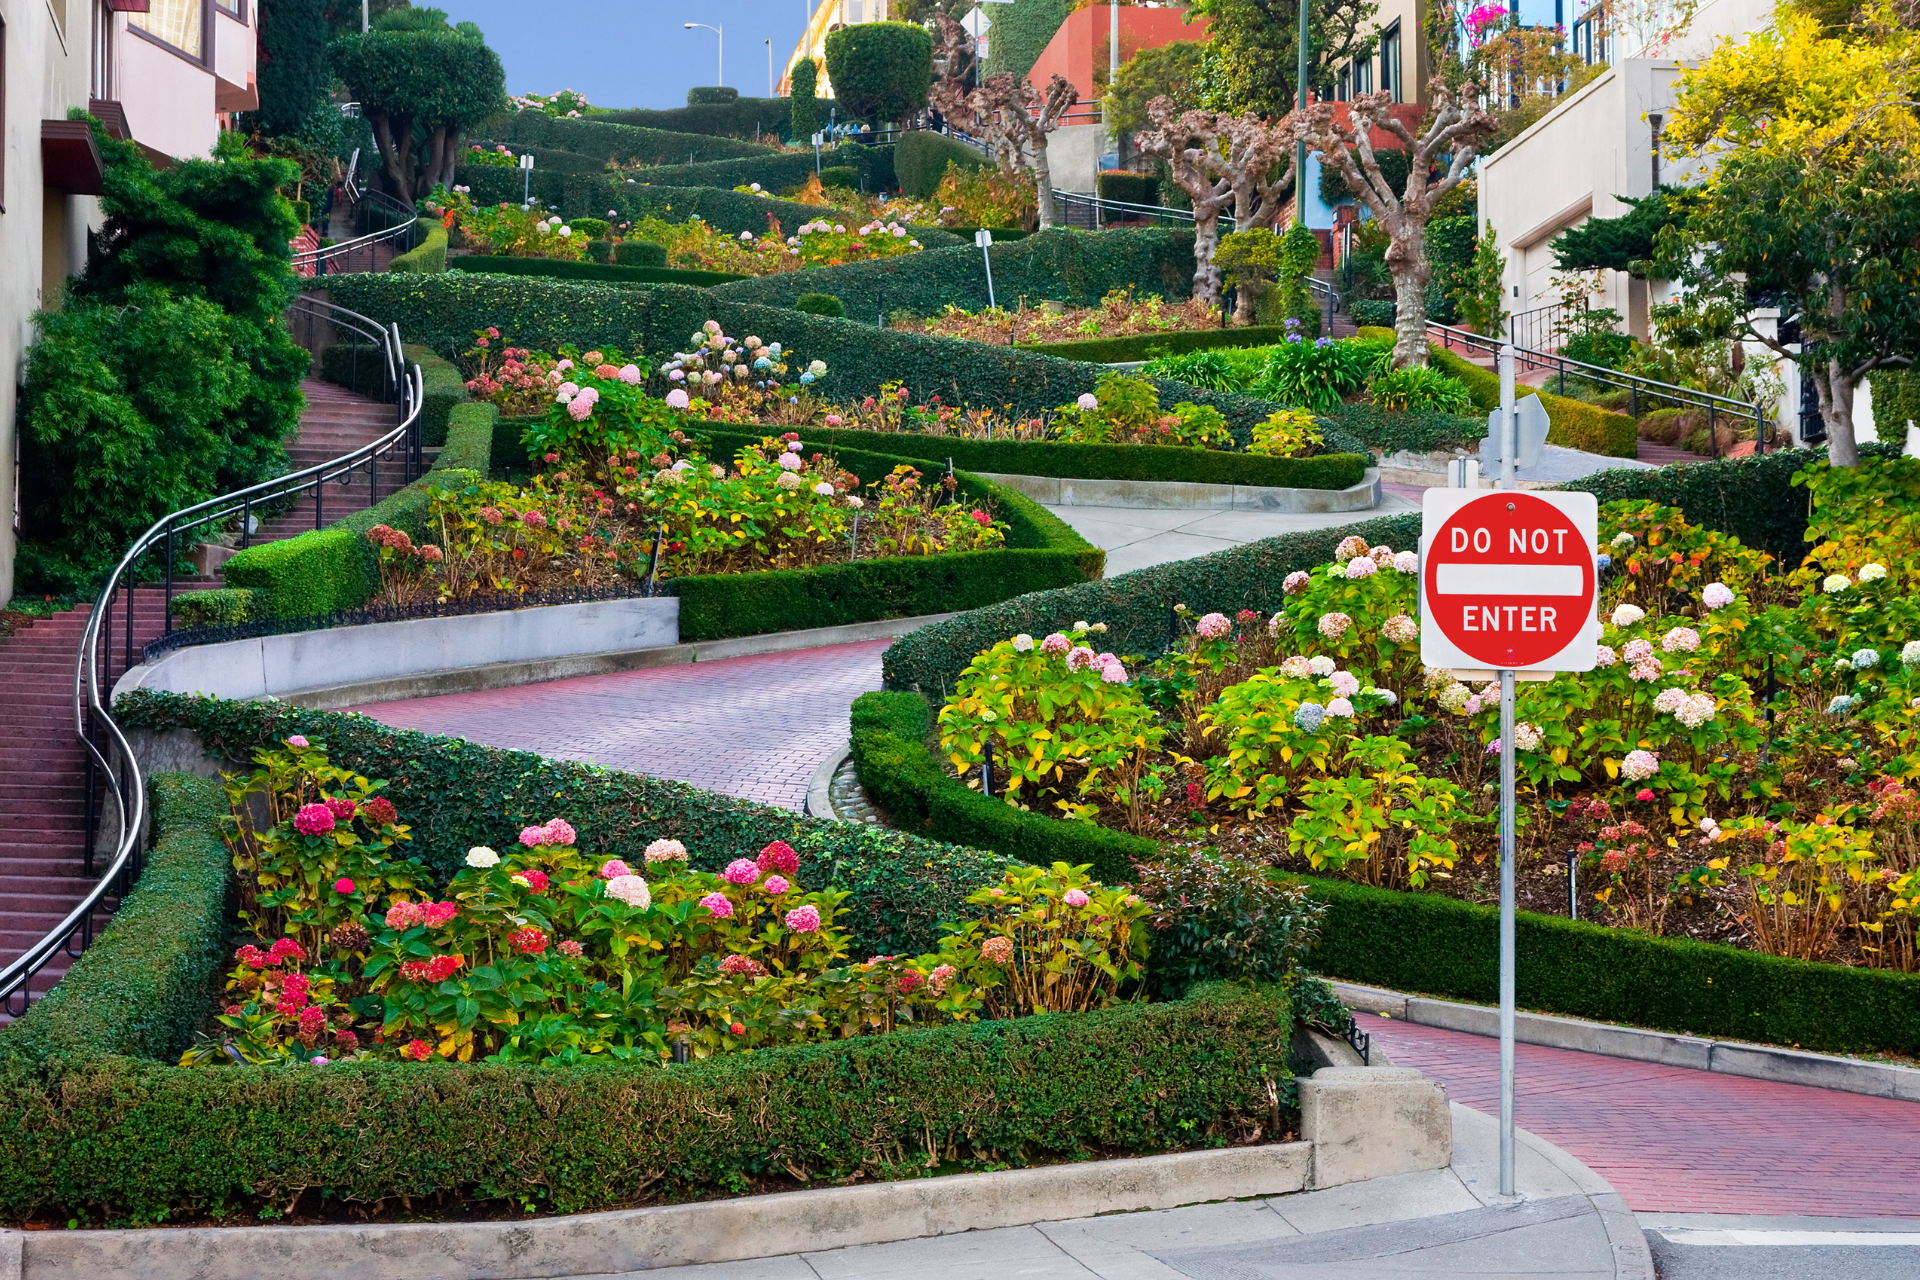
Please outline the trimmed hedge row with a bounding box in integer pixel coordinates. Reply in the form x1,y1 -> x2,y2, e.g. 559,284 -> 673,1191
112,694 -> 1017,954
595,97 -> 816,140
896,130 -> 984,197
770,423 -> 1369,490
317,342 -> 467,449
1427,342 -> 1637,458
1302,874 -> 1920,1056
454,165 -> 841,237
468,141 -> 608,174
1019,325 -> 1289,364
494,109 -> 777,164
218,400 -> 497,617
321,273 -> 1367,451
851,690 -> 1155,884
0,774 -> 231,1066
386,225 -> 447,274
452,256 -> 746,288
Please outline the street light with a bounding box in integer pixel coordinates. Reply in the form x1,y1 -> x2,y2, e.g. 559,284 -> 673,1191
684,22 -> 723,89
767,39 -> 774,97
1296,0 -> 1309,224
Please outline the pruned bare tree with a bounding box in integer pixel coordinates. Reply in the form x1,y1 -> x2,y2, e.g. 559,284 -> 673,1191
930,9 -> 977,99
941,71 -> 1080,230
1295,79 -> 1497,367
1134,99 -> 1298,313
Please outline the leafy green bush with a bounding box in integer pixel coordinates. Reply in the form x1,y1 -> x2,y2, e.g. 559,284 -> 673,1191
819,165 -> 860,192
1367,365 -> 1473,414
613,238 -> 669,267
1019,325 -> 1289,364
1428,343 -> 1639,458
688,86 -> 738,106
596,97 -> 804,141
494,107 -> 776,165
789,59 -> 820,140
897,130 -> 984,198
1349,299 -> 1394,328
167,588 -> 259,628
1097,170 -> 1159,206
453,256 -> 743,287
330,29 -> 506,201
0,774 -> 231,1065
850,690 -> 1156,884
984,0 -> 1068,79
1302,873 -> 1920,1056
1135,849 -> 1326,999
825,21 -> 933,127
1318,401 -> 1486,455
794,291 -> 847,317
1251,335 -> 1392,411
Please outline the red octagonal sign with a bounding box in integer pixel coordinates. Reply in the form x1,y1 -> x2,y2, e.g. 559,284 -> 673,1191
1419,489 -> 1599,672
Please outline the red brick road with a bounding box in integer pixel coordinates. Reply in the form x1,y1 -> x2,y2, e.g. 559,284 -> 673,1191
1366,1015 -> 1920,1218
351,639 -> 889,811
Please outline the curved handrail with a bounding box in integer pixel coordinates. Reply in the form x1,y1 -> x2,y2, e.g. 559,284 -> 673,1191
292,213 -> 420,276
0,298 -> 424,1014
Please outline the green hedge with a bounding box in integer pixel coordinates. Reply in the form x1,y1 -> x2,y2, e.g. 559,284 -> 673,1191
1018,325 -> 1286,364
896,130 -> 984,197
467,141 -> 607,174
0,774 -> 232,1066
495,109 -> 777,164
318,342 -> 466,448
217,401 -> 496,616
773,423 -> 1368,490
167,587 -> 259,627
452,256 -> 745,288
385,225 -> 447,274
1097,171 -> 1159,206
1301,874 -> 1920,1056
596,97 -> 815,140
1428,343 -> 1637,458
322,273 -> 1365,450
112,694 -> 1016,952
851,690 -> 1157,884
454,165 -> 842,237
1320,401 -> 1487,456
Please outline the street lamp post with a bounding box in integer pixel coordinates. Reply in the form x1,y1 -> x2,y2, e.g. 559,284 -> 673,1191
1296,0 -> 1310,225
684,22 -> 723,89
767,39 -> 774,96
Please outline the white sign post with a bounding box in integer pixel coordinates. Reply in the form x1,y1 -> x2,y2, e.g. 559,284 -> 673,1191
975,228 -> 996,309
1419,482 -> 1598,1197
519,152 -> 534,207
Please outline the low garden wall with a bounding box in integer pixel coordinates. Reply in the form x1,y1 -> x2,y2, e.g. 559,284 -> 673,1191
0,711 -> 1314,1224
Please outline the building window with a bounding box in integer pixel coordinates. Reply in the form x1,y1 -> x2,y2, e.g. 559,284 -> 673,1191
91,1 -> 116,99
1380,23 -> 1402,102
1355,56 -> 1372,95
213,0 -> 245,17
131,0 -> 205,61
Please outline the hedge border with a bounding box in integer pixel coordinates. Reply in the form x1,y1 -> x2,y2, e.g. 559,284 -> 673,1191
1017,326 -> 1293,364
386,226 -> 447,275
451,257 -> 746,288
1426,342 -> 1637,459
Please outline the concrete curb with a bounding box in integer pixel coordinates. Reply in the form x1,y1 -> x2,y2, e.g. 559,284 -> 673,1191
975,468 -> 1383,514
118,611 -> 960,713
805,739 -> 851,820
8,1144 -> 1315,1280
1331,979 -> 1920,1104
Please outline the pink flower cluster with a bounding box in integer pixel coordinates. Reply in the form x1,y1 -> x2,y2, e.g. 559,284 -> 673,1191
293,803 -> 336,836
757,840 -> 799,875
1283,570 -> 1311,594
558,939 -> 585,959
980,935 -> 1015,964
724,858 -> 761,885
510,868 -> 551,894
1317,612 -> 1354,641
399,954 -> 464,983
720,953 -> 767,977
1196,612 -> 1232,640
1040,632 -> 1071,655
235,937 -> 307,970
763,875 -> 791,894
599,858 -> 634,879
277,972 -> 311,1012
520,817 -> 578,848
644,838 -> 689,864
1334,535 -> 1370,562
507,926 -> 549,955
1062,888 -> 1091,907
927,963 -> 958,995
385,899 -> 458,930
699,891 -> 735,918
784,904 -> 822,933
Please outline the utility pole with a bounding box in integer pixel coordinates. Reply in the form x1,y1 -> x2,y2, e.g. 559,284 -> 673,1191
1296,0 -> 1310,225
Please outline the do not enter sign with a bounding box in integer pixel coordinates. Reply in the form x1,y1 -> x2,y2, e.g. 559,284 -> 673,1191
1419,489 -> 1599,671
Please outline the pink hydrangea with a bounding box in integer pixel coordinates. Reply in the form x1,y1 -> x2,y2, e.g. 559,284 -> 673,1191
1066,646 -> 1098,672
720,953 -> 766,977
1383,615 -> 1418,644
385,900 -> 425,930
293,803 -> 336,836
1283,570 -> 1312,595
520,825 -> 551,848
699,892 -> 735,918
1330,670 -> 1361,698
333,877 -> 356,895
1077,392 -> 1099,411
422,901 -> 459,928
1345,557 -> 1378,580
756,840 -> 799,875
558,939 -> 585,958
1594,645 -> 1618,667
540,818 -> 577,847
1326,697 -> 1355,717
1653,688 -> 1689,716
1280,655 -> 1313,678
1041,632 -> 1071,655
1662,627 -> 1701,653
980,935 -> 1015,964
927,962 -> 958,995
567,396 -> 594,422
763,875 -> 791,894
286,735 -> 309,749
645,839 -> 689,864
1622,638 -> 1655,663
1629,658 -> 1664,683
325,797 -> 357,821
665,388 -> 690,409
1062,888 -> 1091,907
1196,612 -> 1232,639
1392,550 -> 1419,573
598,858 -> 634,880
1622,749 -> 1660,782
1702,582 -> 1735,609
784,904 -> 822,933
298,1006 -> 328,1037
619,364 -> 643,384
1369,545 -> 1395,566
1100,660 -> 1128,684
1334,535 -> 1370,562
724,858 -> 761,885
1317,613 -> 1353,641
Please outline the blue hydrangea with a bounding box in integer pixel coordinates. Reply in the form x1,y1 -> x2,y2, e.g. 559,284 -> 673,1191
1597,554 -> 1612,570
1827,695 -> 1856,716
1294,702 -> 1327,731
799,372 -> 815,384
1852,648 -> 1881,669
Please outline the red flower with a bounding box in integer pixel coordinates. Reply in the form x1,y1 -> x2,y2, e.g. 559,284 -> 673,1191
756,840 -> 799,876
298,1006 -> 328,1037
334,877 -> 356,895
1635,788 -> 1655,802
325,797 -> 357,822
402,1039 -> 433,1061
359,796 -> 398,827
507,926 -> 549,955
269,937 -> 307,964
730,1022 -> 746,1035
335,1028 -> 360,1049
897,969 -> 924,993
970,510 -> 990,525
518,869 -> 551,894
1186,782 -> 1204,808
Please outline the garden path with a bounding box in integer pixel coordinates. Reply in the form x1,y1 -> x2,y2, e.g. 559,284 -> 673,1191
350,640 -> 891,811
1042,495 -> 1422,576
1363,1015 -> 1920,1219
0,377 -> 395,1014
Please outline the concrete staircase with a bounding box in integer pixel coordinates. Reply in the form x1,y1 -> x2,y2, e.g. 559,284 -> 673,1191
0,377 -> 400,1016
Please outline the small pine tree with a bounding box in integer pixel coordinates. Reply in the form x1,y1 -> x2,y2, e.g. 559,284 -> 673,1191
790,58 -> 819,142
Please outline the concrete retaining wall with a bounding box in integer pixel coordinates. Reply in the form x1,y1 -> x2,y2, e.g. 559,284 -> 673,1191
112,598 -> 680,705
976,468 -> 1383,513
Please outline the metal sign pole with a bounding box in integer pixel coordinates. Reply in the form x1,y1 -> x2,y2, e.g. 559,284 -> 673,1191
1499,343 -> 1518,491
976,229 -> 996,309
1497,341 -> 1518,1198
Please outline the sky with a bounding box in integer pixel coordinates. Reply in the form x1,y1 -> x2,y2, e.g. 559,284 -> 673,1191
440,1 -> 823,110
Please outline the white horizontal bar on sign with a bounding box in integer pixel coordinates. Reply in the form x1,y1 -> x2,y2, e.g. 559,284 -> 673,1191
1433,564 -> 1584,596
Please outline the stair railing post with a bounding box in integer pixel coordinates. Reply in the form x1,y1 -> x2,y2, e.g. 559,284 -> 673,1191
163,527 -> 174,636
125,581 -> 133,674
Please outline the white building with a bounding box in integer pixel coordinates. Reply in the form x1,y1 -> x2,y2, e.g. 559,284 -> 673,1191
1,0 -> 257,605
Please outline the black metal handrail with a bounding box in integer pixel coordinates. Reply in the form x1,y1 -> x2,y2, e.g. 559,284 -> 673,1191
1428,319 -> 1769,458
1051,189 -> 1239,233
0,298 -> 423,1015
293,211 -> 421,278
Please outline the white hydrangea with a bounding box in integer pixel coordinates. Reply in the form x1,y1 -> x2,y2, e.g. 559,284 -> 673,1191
1611,531 -> 1636,548
1308,655 -> 1337,677
1610,603 -> 1646,627
466,846 -> 500,868
1853,648 -> 1881,669
1860,563 -> 1888,582
604,874 -> 651,909
1902,641 -> 1920,669
1824,574 -> 1852,594
1393,550 -> 1419,573
1012,634 -> 1035,652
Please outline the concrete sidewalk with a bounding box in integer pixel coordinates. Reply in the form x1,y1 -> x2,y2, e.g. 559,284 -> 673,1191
590,1104 -> 1650,1279
1042,495 -> 1420,576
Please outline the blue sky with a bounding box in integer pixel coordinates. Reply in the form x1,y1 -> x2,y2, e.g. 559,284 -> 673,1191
442,1 -> 818,110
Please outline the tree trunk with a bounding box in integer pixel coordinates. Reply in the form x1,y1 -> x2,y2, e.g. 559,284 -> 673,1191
1386,221 -> 1432,368
1233,282 -> 1261,326
370,111 -> 418,208
1031,137 -> 1056,230
1814,354 -> 1860,466
1192,212 -> 1223,307
422,127 -> 450,200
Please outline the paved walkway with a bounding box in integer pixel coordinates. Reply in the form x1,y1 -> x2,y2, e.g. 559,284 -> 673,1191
1364,1016 -> 1920,1219
1041,495 -> 1421,576
351,640 -> 889,811
577,1105 -> 1645,1279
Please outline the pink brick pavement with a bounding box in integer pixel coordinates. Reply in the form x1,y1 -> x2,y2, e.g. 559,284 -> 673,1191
1365,1015 -> 1920,1218
350,640 -> 890,811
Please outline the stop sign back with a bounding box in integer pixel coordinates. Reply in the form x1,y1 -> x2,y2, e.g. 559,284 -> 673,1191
1419,489 -> 1599,671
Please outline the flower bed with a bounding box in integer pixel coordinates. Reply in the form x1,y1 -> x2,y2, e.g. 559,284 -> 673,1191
908,287 -> 1218,346
0,701 -> 1314,1223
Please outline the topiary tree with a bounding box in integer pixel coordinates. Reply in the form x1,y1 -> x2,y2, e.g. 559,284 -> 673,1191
789,57 -> 820,141
254,0 -> 333,137
1295,79 -> 1496,368
825,21 -> 934,128
330,28 -> 507,204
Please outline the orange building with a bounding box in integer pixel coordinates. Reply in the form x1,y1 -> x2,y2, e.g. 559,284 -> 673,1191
1025,4 -> 1210,113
